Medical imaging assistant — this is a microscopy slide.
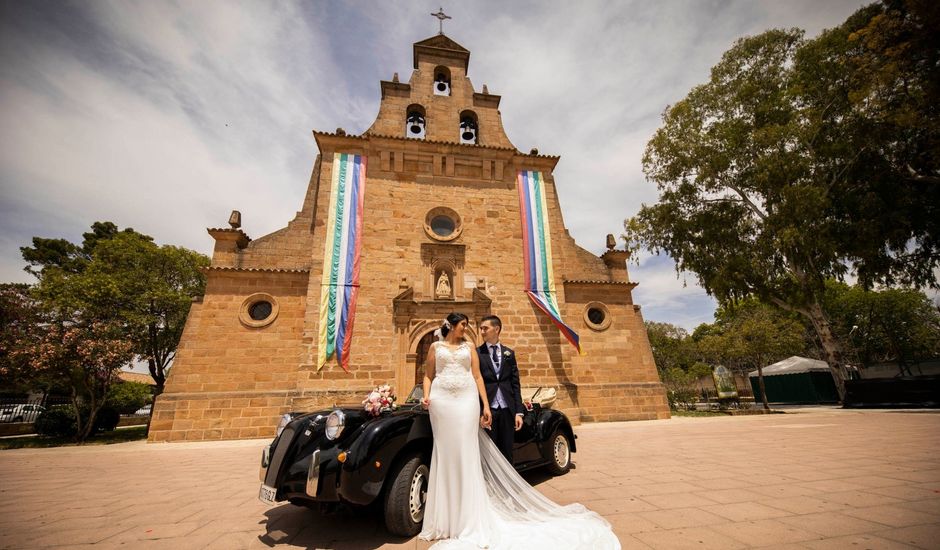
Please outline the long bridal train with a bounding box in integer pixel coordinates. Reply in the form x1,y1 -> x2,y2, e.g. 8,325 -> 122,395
419,342 -> 620,550
423,430 -> 621,549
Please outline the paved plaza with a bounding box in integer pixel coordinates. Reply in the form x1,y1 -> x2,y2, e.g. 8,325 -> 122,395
0,408 -> 938,549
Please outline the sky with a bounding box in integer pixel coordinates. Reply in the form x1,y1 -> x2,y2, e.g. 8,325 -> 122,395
0,0 -> 872,332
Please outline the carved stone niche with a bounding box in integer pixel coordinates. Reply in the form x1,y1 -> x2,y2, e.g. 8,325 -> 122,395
392,286 -> 493,332
420,243 -> 465,301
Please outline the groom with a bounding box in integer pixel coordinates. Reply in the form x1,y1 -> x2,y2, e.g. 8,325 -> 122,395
478,315 -> 524,463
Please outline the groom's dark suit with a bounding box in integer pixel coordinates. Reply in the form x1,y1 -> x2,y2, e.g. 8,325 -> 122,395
478,342 -> 524,463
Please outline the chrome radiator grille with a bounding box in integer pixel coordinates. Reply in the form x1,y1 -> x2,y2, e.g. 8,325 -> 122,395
263,426 -> 296,488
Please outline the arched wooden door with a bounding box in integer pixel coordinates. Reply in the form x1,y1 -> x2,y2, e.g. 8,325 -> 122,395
414,331 -> 437,386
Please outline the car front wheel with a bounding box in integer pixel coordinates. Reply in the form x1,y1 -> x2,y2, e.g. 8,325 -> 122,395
547,430 -> 572,475
383,452 -> 429,537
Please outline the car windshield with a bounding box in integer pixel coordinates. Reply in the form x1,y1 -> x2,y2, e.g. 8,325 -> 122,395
405,385 -> 423,404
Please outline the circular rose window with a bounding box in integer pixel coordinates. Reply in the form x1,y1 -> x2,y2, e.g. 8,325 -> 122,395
430,215 -> 456,237
583,301 -> 611,331
424,207 -> 462,242
249,301 -> 273,321
239,293 -> 279,328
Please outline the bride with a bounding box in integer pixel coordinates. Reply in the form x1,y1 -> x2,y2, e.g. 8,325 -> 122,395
418,312 -> 621,549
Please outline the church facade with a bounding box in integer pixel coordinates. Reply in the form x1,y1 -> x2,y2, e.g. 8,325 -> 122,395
149,34 -> 669,442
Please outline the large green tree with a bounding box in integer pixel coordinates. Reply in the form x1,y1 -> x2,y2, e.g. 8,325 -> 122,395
22,222 -> 209,394
645,321 -> 701,373
625,1 -> 939,400
823,281 -> 940,373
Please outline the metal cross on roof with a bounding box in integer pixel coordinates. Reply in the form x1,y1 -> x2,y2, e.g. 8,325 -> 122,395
430,7 -> 451,35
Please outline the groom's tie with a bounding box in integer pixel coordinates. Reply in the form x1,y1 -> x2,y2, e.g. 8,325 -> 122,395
491,345 -> 500,374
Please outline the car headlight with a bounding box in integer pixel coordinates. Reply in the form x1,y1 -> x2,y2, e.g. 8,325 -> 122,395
275,413 -> 293,438
325,410 -> 345,440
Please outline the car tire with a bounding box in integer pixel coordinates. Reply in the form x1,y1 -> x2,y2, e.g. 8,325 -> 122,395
546,430 -> 572,475
383,452 -> 429,537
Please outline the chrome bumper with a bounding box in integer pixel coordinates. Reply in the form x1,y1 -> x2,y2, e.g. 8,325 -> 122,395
258,445 -> 271,482
305,449 -> 321,497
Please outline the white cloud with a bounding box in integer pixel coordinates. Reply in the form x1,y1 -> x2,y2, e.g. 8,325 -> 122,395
630,254 -> 718,331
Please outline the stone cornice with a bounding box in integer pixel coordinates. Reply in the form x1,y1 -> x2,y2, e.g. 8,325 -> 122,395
380,80 -> 411,99
202,266 -> 310,274
207,228 -> 251,249
364,132 -> 518,153
312,131 -> 561,171
413,34 -> 471,71
563,279 -> 639,288
472,91 -> 501,108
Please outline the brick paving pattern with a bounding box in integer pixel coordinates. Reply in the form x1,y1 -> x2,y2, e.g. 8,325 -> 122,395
1,408 -> 937,549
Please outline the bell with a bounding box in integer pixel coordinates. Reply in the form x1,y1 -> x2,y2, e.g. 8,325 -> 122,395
411,124 -> 423,134
462,130 -> 475,141
437,81 -> 447,92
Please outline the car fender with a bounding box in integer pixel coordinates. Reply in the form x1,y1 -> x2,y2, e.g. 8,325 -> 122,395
338,410 -> 430,505
535,409 -> 577,454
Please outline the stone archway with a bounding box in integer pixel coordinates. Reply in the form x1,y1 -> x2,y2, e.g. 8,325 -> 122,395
414,330 -> 436,386
392,285 -> 492,394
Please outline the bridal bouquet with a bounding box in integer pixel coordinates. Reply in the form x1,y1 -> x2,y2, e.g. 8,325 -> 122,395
362,384 -> 398,417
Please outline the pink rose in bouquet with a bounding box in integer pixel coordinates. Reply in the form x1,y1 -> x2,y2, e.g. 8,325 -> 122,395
362,384 -> 397,417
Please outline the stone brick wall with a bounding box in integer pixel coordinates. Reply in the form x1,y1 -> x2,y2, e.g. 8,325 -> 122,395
149,271 -> 309,441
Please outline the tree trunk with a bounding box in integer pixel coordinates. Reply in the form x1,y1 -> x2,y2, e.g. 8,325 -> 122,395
68,384 -> 88,444
805,300 -> 847,402
78,400 -> 100,444
148,356 -> 165,397
756,365 -> 770,410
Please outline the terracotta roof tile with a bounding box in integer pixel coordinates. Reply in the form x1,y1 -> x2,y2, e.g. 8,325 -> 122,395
117,371 -> 154,385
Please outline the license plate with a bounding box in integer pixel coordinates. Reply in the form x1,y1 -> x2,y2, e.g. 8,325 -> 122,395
258,484 -> 277,505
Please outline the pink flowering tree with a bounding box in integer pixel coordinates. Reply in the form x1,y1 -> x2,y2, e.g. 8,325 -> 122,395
29,321 -> 134,443
21,221 -> 208,398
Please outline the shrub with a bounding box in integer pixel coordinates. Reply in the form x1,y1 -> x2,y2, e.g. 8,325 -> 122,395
35,405 -> 121,437
35,407 -> 77,437
663,367 -> 701,411
106,381 -> 152,415
93,406 -> 121,431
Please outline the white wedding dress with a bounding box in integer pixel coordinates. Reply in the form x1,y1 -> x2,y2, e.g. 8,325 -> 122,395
418,342 -> 621,549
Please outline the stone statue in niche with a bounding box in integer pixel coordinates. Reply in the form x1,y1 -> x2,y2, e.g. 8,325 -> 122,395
435,271 -> 452,298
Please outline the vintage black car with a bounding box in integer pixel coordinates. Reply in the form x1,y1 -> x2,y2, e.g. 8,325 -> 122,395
258,386 -> 576,536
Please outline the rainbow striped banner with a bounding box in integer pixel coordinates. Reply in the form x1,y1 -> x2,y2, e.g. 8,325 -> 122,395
317,153 -> 367,371
517,170 -> 582,354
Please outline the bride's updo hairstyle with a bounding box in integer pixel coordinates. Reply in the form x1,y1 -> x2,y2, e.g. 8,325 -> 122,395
440,312 -> 469,339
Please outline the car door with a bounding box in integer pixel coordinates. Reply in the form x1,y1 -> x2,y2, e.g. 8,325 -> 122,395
511,408 -> 541,464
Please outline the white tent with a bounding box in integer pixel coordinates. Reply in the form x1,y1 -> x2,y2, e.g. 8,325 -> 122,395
748,356 -> 830,378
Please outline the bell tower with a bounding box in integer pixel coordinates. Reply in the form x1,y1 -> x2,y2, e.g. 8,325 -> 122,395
366,34 -> 514,150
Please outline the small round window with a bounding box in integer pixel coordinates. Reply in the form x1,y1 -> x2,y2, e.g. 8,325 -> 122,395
239,293 -> 279,328
430,215 -> 455,237
587,308 -> 605,325
583,302 -> 611,331
249,301 -> 273,321
424,207 -> 462,242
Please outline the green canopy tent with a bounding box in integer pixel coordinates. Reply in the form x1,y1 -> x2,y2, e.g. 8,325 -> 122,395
749,356 -> 839,404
